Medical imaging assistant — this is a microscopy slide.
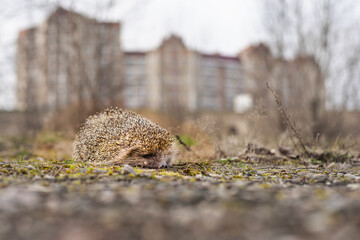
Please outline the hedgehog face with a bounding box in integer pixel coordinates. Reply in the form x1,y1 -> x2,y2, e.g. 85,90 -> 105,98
108,146 -> 174,168
140,152 -> 168,168
127,148 -> 174,168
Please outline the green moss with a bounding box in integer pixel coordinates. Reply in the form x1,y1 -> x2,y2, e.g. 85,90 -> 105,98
182,167 -> 201,176
157,171 -> 184,178
233,175 -> 244,179
218,157 -> 239,165
18,168 -> 28,175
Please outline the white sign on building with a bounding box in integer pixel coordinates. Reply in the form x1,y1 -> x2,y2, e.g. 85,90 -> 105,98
233,94 -> 253,113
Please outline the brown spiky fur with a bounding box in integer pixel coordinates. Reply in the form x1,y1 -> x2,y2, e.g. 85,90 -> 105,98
73,108 -> 176,168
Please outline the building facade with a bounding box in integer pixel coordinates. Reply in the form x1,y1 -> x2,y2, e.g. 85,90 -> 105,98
17,7 -> 122,112
123,52 -> 148,109
18,8 -> 322,121
123,35 -> 243,113
239,43 -> 325,133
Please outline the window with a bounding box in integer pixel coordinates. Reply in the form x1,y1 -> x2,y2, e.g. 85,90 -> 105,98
123,85 -> 147,108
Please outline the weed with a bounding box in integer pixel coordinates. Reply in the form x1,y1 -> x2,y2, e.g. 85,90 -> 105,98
266,83 -> 310,158
17,154 -> 24,165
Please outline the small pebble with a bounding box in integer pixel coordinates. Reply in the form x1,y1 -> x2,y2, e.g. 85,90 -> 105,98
195,174 -> 203,180
44,174 -> 55,180
344,173 -> 356,180
32,176 -> 42,181
122,164 -> 137,175
93,168 -> 108,173
311,174 -> 327,182
253,176 -> 264,180
297,172 -> 307,177
139,172 -> 153,178
27,165 -> 36,170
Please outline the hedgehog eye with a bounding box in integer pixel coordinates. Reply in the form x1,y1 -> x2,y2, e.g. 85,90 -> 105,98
127,147 -> 140,157
142,153 -> 155,159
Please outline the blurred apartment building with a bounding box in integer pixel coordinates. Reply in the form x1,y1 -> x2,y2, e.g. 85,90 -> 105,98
17,7 -> 323,120
239,43 -> 325,130
17,7 -> 243,115
123,35 -> 243,113
17,7 -> 122,112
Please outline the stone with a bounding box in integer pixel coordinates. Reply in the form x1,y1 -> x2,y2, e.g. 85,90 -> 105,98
122,164 -> 137,175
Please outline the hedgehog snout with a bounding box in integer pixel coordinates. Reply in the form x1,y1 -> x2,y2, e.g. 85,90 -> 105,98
150,154 -> 171,168
151,155 -> 168,168
160,162 -> 168,168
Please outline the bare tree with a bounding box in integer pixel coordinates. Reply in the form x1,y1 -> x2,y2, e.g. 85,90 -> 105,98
1,0 -> 148,133
261,0 -> 360,137
43,6 -> 123,130
264,0 -> 360,107
263,0 -> 290,59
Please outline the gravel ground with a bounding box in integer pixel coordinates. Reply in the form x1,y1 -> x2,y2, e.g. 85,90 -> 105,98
1,152 -> 360,240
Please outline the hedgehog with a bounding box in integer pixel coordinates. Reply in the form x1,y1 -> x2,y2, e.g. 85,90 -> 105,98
73,108 -> 176,168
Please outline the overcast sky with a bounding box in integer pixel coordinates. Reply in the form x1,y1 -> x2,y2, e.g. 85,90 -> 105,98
121,0 -> 265,54
0,0 -> 266,109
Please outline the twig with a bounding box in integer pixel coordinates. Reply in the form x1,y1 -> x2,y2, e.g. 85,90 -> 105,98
174,135 -> 203,159
266,83 -> 311,158
175,135 -> 191,151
